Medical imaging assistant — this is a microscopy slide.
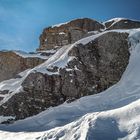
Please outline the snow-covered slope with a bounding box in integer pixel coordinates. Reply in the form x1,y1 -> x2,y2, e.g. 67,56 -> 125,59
0,29 -> 140,139
14,50 -> 51,59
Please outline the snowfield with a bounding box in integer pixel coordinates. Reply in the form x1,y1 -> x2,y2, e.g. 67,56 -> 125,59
0,23 -> 140,139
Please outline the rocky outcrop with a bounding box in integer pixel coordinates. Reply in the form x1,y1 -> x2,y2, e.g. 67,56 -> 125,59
38,18 -> 104,51
38,18 -> 140,52
0,51 -> 45,82
105,19 -> 140,30
0,32 -> 130,121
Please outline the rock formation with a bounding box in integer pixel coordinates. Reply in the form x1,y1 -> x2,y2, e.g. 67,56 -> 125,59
105,18 -> 140,30
38,18 -> 104,51
0,32 -> 130,121
0,17 -> 140,123
0,51 -> 46,82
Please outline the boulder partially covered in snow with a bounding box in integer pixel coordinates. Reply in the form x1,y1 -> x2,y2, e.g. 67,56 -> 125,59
38,18 -> 104,51
0,31 -> 130,121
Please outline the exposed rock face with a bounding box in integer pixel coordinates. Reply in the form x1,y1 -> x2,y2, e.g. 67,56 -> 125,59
38,18 -> 104,51
0,51 -> 45,82
0,32 -> 130,121
105,19 -> 140,30
38,18 -> 140,52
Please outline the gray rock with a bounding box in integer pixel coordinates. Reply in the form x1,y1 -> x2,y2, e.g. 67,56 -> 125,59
0,32 -> 130,121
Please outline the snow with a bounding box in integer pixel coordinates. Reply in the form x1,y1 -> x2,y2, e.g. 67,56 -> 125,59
0,69 -> 31,105
104,17 -> 127,23
34,44 -> 73,73
59,32 -> 66,35
37,49 -> 57,54
0,28 -> 140,139
34,99 -> 140,140
14,51 -> 49,59
87,30 -> 100,34
0,69 -> 29,92
51,18 -> 88,28
0,116 -> 15,124
52,22 -> 68,28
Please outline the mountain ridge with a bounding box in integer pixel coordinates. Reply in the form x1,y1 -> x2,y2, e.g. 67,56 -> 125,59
0,17 -> 140,140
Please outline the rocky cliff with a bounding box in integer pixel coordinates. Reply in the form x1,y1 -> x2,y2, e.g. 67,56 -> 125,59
0,31 -> 130,121
38,18 -> 140,51
0,18 -> 140,123
105,18 -> 140,30
38,18 -> 104,51
0,51 -> 47,82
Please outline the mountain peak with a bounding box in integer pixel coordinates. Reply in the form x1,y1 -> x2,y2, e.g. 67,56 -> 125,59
1,17 -> 140,140
37,18 -> 104,51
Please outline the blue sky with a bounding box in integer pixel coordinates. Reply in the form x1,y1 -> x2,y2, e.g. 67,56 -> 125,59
0,0 -> 140,52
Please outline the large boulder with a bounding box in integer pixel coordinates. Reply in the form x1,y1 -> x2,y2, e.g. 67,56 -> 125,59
38,18 -> 104,51
0,32 -> 130,121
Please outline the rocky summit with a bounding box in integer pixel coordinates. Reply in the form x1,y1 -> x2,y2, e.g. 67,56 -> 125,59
0,18 -> 140,123
38,18 -> 104,51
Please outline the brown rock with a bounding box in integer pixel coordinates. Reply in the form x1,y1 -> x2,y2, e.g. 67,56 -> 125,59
38,18 -> 104,51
